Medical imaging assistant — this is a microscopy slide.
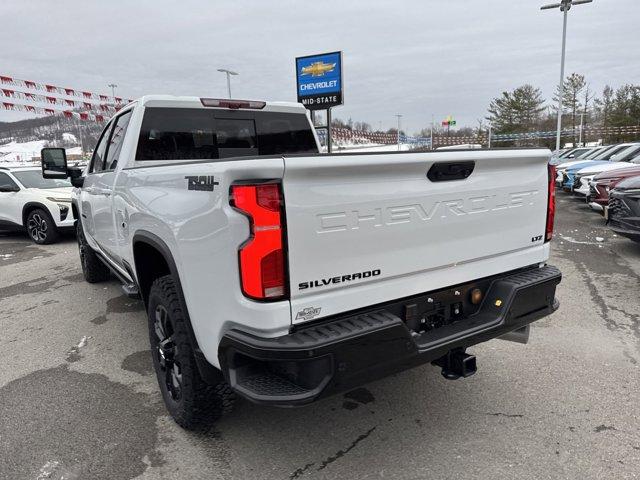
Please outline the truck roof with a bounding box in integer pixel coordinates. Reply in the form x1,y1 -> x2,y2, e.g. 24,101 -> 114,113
133,95 -> 308,114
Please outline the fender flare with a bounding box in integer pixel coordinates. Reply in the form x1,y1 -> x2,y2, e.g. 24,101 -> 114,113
71,199 -> 80,226
132,230 -> 222,382
22,201 -> 52,226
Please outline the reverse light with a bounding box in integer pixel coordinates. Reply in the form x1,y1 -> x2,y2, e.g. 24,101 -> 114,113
470,288 -> 483,305
546,164 -> 556,242
200,98 -> 266,110
231,183 -> 287,300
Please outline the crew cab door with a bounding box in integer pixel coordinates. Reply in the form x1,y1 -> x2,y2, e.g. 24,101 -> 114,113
82,110 -> 132,259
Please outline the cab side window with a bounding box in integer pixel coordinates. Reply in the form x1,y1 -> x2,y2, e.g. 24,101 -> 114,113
104,111 -> 132,171
0,172 -> 19,191
90,121 -> 113,174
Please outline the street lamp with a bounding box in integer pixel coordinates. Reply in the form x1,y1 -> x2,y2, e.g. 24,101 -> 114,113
395,114 -> 403,151
108,83 -> 118,99
541,0 -> 593,153
217,68 -> 238,98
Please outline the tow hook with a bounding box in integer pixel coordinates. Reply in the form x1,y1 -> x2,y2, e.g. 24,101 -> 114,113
433,348 -> 477,380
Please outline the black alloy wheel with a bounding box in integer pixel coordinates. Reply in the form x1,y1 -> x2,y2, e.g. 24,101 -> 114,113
153,304 -> 183,402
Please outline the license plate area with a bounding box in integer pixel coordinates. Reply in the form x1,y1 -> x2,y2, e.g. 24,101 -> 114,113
399,279 -> 494,335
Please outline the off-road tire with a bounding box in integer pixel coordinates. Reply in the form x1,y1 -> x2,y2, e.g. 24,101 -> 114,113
76,219 -> 110,283
148,275 -> 235,430
26,208 -> 59,244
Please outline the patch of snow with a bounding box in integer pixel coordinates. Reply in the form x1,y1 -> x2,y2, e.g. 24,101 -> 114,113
0,253 -> 13,260
561,236 -> 603,246
76,336 -> 89,349
339,143 -> 413,153
66,146 -> 82,155
595,237 -> 604,242
62,132 -> 77,143
37,460 -> 60,479
0,139 -> 48,163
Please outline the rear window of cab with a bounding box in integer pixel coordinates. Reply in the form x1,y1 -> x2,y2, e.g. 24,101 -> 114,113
135,108 -> 318,161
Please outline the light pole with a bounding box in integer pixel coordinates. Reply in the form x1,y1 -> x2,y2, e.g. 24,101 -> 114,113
541,0 -> 593,153
217,68 -> 238,98
395,114 -> 403,151
488,123 -> 492,149
108,83 -> 118,99
578,112 -> 584,146
430,114 -> 434,150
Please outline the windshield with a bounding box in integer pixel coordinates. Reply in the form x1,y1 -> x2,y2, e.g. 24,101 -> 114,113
598,145 -> 630,161
581,148 -> 603,159
12,170 -> 71,189
568,148 -> 589,157
612,145 -> 640,162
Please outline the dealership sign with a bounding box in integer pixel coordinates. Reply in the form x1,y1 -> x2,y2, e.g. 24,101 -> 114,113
295,51 -> 342,110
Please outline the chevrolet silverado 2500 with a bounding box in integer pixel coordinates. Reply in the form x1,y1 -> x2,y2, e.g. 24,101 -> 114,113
41,95 -> 561,429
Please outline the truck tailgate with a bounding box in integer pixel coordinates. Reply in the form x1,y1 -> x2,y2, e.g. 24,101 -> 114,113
283,149 -> 551,324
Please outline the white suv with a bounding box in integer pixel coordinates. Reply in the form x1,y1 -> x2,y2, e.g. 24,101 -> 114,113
0,165 -> 75,244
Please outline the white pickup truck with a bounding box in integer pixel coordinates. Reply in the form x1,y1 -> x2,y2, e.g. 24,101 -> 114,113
41,95 -> 561,429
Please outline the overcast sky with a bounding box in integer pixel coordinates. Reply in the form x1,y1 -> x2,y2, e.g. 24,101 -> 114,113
1,0 -> 638,133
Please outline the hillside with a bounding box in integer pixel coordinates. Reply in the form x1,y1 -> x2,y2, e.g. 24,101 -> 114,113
0,115 -> 104,162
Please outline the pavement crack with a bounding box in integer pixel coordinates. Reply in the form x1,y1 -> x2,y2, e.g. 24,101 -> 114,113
594,424 -> 617,433
575,262 -> 620,331
315,426 -> 377,472
608,304 -> 640,342
289,462 -> 315,479
487,412 -> 524,418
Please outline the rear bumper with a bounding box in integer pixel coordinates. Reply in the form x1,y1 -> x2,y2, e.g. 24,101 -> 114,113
219,264 -> 562,406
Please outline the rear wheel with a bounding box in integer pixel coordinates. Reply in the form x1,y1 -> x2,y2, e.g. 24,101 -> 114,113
26,208 -> 59,244
77,219 -> 110,283
148,275 -> 234,430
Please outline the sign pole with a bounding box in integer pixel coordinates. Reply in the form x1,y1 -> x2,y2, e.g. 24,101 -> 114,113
327,108 -> 333,154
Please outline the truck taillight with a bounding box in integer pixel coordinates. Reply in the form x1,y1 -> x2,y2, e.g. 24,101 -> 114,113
546,164 -> 556,242
231,183 -> 287,300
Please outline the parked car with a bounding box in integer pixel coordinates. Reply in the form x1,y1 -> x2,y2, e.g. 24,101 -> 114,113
607,175 -> 640,242
588,164 -> 640,212
561,143 -> 638,191
554,146 -> 605,185
550,147 -> 591,165
0,165 -> 74,243
40,95 -> 561,429
573,145 -> 640,197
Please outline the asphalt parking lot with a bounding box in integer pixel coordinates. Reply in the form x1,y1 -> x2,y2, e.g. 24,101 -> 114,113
1,193 -> 639,480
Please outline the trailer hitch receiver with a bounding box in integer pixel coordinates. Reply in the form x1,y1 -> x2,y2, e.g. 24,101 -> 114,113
433,348 -> 477,380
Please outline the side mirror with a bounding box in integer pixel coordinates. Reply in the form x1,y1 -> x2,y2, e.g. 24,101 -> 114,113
41,148 -> 69,179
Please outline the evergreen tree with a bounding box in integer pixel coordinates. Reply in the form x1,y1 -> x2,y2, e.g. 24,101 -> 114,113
487,85 -> 546,134
553,73 -> 586,143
